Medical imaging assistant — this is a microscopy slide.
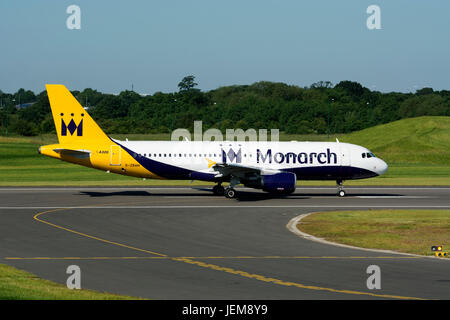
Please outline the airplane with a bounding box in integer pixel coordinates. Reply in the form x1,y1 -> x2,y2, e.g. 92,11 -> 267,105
39,84 -> 388,198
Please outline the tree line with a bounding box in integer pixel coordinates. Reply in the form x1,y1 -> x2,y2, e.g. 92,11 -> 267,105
0,77 -> 449,136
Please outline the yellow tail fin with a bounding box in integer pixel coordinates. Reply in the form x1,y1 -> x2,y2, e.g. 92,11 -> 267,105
46,84 -> 110,144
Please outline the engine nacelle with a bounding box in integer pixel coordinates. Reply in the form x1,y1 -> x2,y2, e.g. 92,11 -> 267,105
261,172 -> 296,194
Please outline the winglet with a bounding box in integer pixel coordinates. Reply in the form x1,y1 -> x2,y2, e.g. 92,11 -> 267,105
206,158 -> 216,168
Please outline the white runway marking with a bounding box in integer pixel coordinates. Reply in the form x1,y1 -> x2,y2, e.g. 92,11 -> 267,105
356,196 -> 433,199
1,205 -> 450,209
163,196 -> 210,198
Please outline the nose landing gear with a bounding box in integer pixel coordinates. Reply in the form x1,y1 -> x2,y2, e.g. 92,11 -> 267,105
337,179 -> 346,197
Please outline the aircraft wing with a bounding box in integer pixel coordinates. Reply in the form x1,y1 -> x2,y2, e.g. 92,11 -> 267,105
53,148 -> 91,159
212,162 -> 279,179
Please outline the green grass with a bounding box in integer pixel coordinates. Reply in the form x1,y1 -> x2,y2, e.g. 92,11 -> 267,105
341,116 -> 450,165
297,210 -> 450,256
0,263 -> 139,300
0,116 -> 449,186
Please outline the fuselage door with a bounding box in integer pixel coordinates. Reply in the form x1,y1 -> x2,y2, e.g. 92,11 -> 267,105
110,145 -> 121,166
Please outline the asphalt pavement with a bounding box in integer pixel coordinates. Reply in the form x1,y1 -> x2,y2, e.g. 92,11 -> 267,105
1,186 -> 450,299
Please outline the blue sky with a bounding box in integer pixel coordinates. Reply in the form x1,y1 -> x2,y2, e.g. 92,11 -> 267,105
0,0 -> 449,94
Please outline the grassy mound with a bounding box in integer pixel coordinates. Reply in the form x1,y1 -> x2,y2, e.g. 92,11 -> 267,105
342,116 -> 450,165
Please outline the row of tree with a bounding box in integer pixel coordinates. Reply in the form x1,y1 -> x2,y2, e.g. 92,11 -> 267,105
0,77 -> 449,136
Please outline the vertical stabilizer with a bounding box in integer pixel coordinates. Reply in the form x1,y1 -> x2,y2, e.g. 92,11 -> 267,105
46,84 -> 110,144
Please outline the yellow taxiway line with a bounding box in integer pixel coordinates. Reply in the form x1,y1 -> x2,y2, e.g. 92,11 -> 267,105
5,256 -> 424,260
29,207 -> 426,300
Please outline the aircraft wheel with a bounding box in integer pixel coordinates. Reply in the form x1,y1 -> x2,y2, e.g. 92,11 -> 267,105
212,185 -> 224,196
338,190 -> 346,197
224,188 -> 236,199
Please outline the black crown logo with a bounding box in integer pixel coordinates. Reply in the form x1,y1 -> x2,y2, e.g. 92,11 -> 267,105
60,113 -> 84,136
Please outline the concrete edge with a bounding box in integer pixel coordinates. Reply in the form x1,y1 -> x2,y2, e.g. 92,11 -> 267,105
286,212 -> 448,261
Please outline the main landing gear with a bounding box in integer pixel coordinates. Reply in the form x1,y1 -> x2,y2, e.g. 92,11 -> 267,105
214,177 -> 239,199
212,183 -> 236,198
212,184 -> 225,196
224,177 -> 240,199
224,187 -> 236,199
337,179 -> 346,197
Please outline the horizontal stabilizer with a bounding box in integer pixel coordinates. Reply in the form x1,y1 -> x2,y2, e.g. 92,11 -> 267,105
53,148 -> 91,159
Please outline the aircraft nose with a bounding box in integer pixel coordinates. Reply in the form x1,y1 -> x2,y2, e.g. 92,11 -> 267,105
376,159 -> 388,175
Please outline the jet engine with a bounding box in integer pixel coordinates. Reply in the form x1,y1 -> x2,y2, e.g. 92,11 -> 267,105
261,172 -> 296,194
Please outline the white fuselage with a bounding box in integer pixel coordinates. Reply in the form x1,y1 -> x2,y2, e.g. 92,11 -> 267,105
115,140 -> 388,181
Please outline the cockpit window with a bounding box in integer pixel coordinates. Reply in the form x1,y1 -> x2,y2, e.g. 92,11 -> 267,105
363,152 -> 376,159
